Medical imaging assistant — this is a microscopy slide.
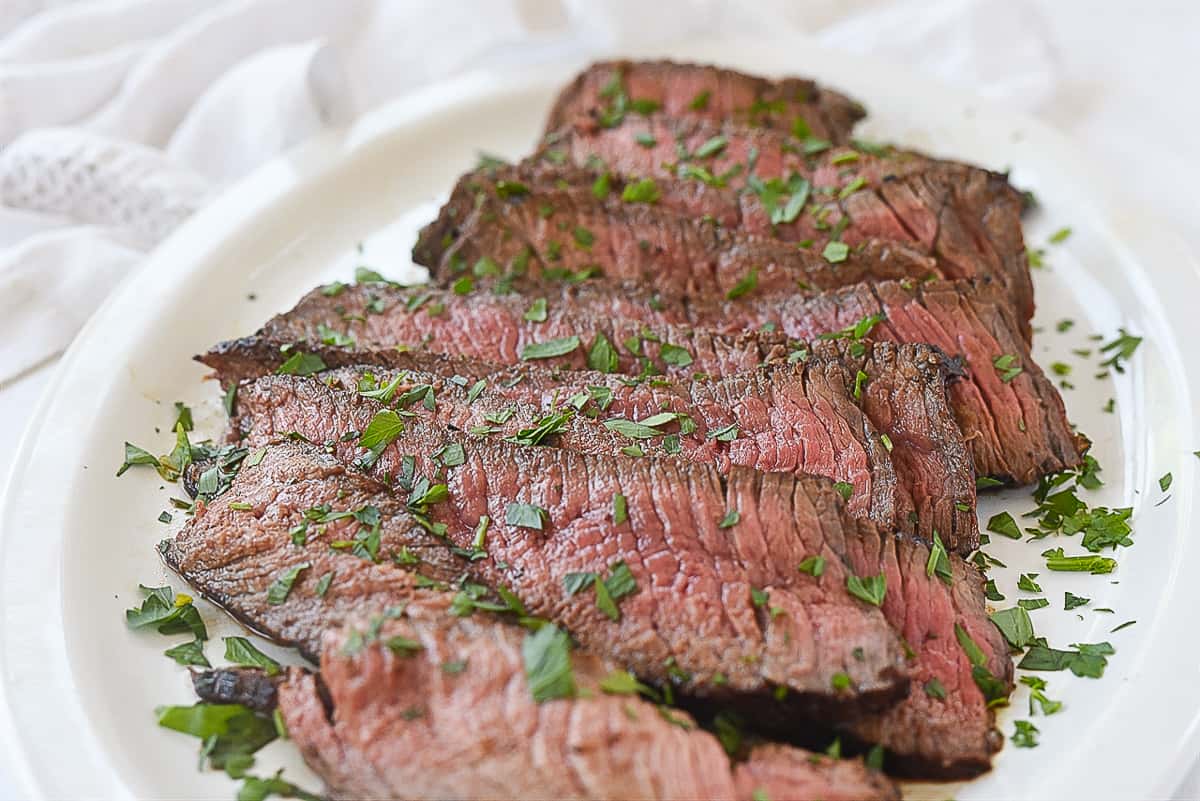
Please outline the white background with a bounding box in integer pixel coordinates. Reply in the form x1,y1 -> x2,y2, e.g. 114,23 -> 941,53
1,1 -> 1198,798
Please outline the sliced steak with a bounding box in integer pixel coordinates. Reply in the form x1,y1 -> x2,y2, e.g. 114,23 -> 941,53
228,393 -> 1008,778
545,59 -> 866,141
200,282 -> 797,381
271,617 -> 899,801
747,280 -> 1085,484
165,436 -> 912,720
411,166 -> 939,295
541,114 -> 1034,332
230,338 -> 975,550
835,537 -> 1011,778
161,443 -> 466,658
202,279 -> 1081,484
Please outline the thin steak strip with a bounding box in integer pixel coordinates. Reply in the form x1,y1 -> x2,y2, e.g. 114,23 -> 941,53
202,280 -> 1080,484
541,114 -> 1033,332
165,437 -> 911,719
544,59 -> 866,141
194,620 -> 900,800
411,166 -> 937,295
229,338 -> 975,550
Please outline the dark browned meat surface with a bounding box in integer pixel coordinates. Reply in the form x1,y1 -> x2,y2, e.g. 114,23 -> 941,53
273,617 -> 899,801
165,437 -> 912,720
228,338 -> 976,552
833,517 -> 1012,778
412,165 -> 937,295
540,114 -> 1033,333
202,279 -> 1082,485
192,667 -> 278,713
161,443 -> 464,659
545,59 -> 866,142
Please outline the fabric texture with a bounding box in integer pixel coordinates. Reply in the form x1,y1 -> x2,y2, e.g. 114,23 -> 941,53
1,0 -> 1197,388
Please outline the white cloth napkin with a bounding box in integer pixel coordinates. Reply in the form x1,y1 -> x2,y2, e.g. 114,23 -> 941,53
0,0 -> 1197,381
2,0 -> 1190,388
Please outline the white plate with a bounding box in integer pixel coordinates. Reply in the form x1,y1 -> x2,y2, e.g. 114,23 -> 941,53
1,36 -> 1197,801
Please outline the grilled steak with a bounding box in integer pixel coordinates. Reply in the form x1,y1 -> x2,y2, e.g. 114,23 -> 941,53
203,279 -> 1081,484
265,617 -> 900,801
540,115 -> 1034,332
165,437 -> 912,719
229,382 -> 1009,777
161,444 -> 466,658
545,59 -> 866,142
411,166 -> 938,296
201,282 -> 796,381
833,525 -> 1012,778
229,339 -> 975,550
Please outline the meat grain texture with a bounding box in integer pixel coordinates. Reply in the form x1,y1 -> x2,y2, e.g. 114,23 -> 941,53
276,616 -> 900,801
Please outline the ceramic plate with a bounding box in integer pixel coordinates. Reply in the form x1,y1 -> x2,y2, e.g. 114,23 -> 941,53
1,36 -> 1197,801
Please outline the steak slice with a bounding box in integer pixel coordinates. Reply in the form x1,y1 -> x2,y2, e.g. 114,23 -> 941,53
835,537 -> 1011,779
165,436 -> 912,720
545,59 -> 866,141
201,282 -> 797,382
722,279 -> 1085,484
228,385 -> 1009,778
541,114 -> 1034,332
232,617 -> 899,801
160,442 -> 466,658
202,279 -> 1081,484
411,165 -> 939,295
229,338 -> 975,550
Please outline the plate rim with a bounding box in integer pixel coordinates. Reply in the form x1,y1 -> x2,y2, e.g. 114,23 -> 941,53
1,33 -> 1198,800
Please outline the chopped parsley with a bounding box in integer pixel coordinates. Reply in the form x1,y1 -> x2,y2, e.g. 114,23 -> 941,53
266,563 -> 310,606
832,481 -> 853,501
612,493 -> 628,525
1043,547 -> 1117,574
522,624 -> 575,702
1064,592 -> 1090,610
1048,227 -> 1072,244
726,269 -> 759,300
987,511 -> 1022,539
223,636 -> 281,676
659,342 -> 693,367
822,241 -> 849,263
797,555 -> 826,577
955,624 -> 1009,707
706,422 -> 739,442
156,702 -> 277,773
1020,675 -> 1062,716
1012,720 -> 1039,748
846,574 -> 886,606
275,351 -> 326,376
925,531 -> 952,584
621,177 -> 661,203
1099,328 -> 1142,373
523,298 -> 548,322
993,353 -> 1023,382
718,509 -> 740,528
520,336 -> 581,360
505,502 -> 548,531
1018,641 -> 1114,678
587,332 -> 619,373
